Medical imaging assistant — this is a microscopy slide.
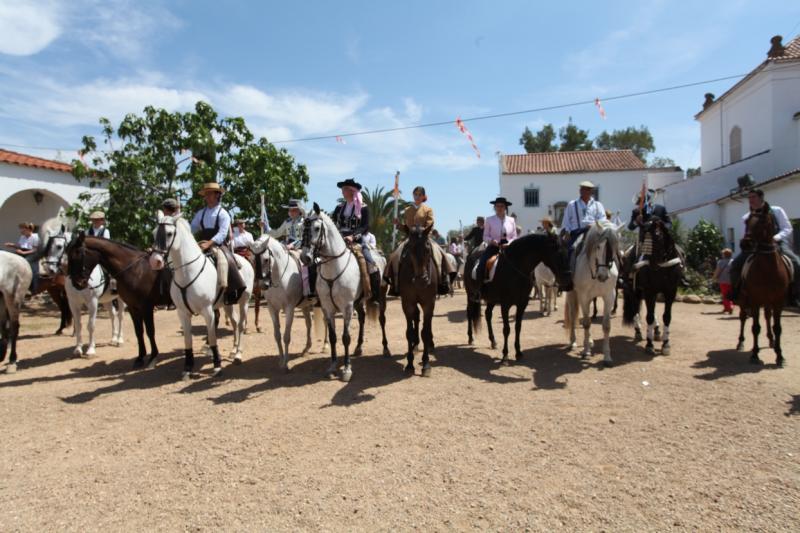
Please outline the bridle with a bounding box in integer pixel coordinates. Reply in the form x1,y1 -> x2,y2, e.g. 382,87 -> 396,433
43,234 -> 68,273
302,215 -> 355,303
257,235 -> 292,282
590,235 -> 615,280
153,219 -> 213,315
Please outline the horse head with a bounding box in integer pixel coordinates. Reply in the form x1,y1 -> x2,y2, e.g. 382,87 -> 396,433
300,202 -> 323,266
66,231 -> 96,290
586,221 -> 618,282
41,226 -> 71,276
407,225 -> 433,283
149,210 -> 186,270
746,203 -> 776,247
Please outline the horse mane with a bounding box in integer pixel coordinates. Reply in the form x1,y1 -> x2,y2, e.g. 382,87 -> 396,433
584,220 -> 620,253
84,235 -> 145,254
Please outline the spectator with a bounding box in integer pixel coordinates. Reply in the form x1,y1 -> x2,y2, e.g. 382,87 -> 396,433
713,248 -> 734,314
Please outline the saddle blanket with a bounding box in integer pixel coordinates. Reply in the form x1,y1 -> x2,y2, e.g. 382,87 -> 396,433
471,255 -> 499,283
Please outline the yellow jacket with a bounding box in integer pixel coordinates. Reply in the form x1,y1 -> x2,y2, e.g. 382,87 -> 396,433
401,203 -> 434,234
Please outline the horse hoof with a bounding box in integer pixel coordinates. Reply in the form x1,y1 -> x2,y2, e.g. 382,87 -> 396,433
634,331 -> 643,343
776,357 -> 785,368
661,345 -> 671,356
181,371 -> 191,381
421,366 -> 432,377
768,340 -> 774,349
73,348 -> 83,358
212,367 -> 223,378
654,333 -> 662,342
404,364 -> 415,375
3,363 -> 17,374
383,348 -> 392,358
468,339 -> 474,346
490,342 -> 497,350
353,348 -> 363,357
645,345 -> 656,355
233,356 -> 243,365
326,372 -> 337,380
750,355 -> 763,365
132,358 -> 145,370
256,327 -> 262,333
515,353 -> 524,361
736,343 -> 745,351
602,360 -> 614,368
145,358 -> 157,370
340,370 -> 352,382
500,358 -> 510,366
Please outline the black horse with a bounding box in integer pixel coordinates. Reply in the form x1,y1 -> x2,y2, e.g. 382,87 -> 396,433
622,219 -> 681,355
464,234 -> 572,364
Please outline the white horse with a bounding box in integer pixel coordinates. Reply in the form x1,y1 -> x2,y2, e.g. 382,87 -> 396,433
0,252 -> 32,373
251,235 -> 325,370
444,251 -> 459,294
42,231 -> 126,357
564,220 -> 620,366
149,213 -> 254,379
534,262 -> 558,316
300,203 -> 384,382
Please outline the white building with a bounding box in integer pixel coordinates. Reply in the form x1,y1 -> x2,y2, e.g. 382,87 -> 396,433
663,34 -> 800,250
0,149 -> 100,244
498,150 -> 683,232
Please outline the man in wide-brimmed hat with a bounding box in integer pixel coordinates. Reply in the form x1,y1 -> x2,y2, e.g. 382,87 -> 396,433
232,218 -> 254,250
539,215 -> 557,237
331,178 -> 378,301
87,210 -> 110,239
475,196 -> 518,291
190,182 -> 246,305
562,181 -> 606,262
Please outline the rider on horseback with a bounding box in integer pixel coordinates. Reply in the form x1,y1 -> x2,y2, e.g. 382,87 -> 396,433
730,188 -> 800,304
384,186 -> 452,296
190,182 -> 246,305
621,189 -> 681,283
561,181 -> 607,270
475,196 -> 518,294
268,199 -> 316,299
87,211 -> 110,239
331,178 -> 379,302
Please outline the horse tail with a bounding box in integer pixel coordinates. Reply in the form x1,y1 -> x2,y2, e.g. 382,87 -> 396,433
312,305 -> 326,339
365,298 -> 380,324
564,290 -> 577,339
467,298 -> 481,333
622,282 -> 639,326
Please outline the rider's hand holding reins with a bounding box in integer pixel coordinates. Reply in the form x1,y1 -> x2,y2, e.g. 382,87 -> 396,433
199,240 -> 214,251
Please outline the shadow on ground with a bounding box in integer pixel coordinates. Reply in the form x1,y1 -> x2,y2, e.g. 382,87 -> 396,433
692,348 -> 781,380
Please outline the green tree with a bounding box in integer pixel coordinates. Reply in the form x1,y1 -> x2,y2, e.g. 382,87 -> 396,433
686,167 -> 701,178
71,101 -> 309,247
558,122 -> 593,152
594,126 -> 655,163
361,185 -> 409,254
519,124 -> 557,153
686,219 -> 724,271
649,156 -> 676,168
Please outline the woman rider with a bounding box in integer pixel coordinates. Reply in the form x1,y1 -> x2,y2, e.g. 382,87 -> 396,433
331,179 -> 378,302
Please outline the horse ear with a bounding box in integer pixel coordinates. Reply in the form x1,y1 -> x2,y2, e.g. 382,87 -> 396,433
76,230 -> 85,244
313,202 -> 321,215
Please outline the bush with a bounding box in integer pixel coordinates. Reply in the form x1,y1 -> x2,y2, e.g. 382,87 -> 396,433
687,219 -> 724,271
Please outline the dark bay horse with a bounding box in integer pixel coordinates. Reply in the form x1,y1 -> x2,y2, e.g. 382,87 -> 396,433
66,233 -> 172,369
464,234 -> 572,364
396,227 -> 438,376
38,231 -> 73,335
622,219 -> 681,355
736,204 -> 790,366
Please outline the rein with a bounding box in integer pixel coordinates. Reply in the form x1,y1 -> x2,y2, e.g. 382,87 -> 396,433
154,220 -> 215,316
306,215 -> 356,311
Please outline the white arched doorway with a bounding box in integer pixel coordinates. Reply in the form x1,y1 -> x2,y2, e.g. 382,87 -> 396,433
0,189 -> 69,245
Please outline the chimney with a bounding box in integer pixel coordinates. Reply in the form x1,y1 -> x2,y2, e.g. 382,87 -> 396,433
703,93 -> 715,109
767,35 -> 785,58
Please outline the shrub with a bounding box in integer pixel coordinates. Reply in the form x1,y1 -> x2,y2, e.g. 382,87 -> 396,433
687,219 -> 724,271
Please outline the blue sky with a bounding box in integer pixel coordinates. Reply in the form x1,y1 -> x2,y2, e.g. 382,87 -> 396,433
1,0 -> 799,231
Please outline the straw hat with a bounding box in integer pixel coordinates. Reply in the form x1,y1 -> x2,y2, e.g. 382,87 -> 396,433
540,215 -> 554,225
199,182 -> 224,196
18,222 -> 34,230
89,211 -> 106,220
579,180 -> 595,189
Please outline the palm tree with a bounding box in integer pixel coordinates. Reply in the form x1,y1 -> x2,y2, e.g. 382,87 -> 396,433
363,185 -> 409,254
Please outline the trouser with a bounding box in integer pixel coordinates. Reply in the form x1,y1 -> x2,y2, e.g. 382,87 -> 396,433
477,244 -> 500,284
729,251 -> 749,293
218,244 -> 246,305
719,282 -> 733,312
566,228 -> 588,272
28,258 -> 39,293
350,243 -> 373,302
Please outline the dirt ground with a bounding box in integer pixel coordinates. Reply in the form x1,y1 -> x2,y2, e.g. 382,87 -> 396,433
1,290 -> 799,531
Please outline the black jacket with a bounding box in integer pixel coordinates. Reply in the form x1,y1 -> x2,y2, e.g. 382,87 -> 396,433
628,204 -> 671,231
465,225 -> 484,249
332,203 -> 370,241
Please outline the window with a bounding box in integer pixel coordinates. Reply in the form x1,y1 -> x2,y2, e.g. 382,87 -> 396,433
524,187 -> 539,207
730,126 -> 742,163
553,201 -> 568,226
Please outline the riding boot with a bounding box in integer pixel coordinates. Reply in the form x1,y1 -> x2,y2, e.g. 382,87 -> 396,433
221,245 -> 246,305
351,245 -> 372,301
369,271 -> 381,303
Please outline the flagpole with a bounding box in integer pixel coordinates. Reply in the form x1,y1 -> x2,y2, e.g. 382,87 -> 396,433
391,171 -> 400,250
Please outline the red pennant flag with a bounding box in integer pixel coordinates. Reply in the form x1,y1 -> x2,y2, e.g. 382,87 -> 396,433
455,117 -> 480,158
335,136 -> 346,145
392,171 -> 400,198
595,98 -> 607,120
77,150 -> 86,164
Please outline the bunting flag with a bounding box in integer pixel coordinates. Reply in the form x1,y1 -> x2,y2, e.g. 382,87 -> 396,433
595,98 -> 607,120
455,117 -> 480,158
392,170 -> 400,198
77,149 -> 86,164
260,193 -> 270,231
335,136 -> 346,144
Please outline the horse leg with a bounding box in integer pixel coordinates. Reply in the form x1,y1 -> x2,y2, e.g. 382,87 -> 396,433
634,312 -> 643,343
485,303 -> 497,350
130,311 -> 146,369
661,292 -> 674,355
254,286 -> 262,333
282,305 -> 296,369
736,308 -> 747,351
268,306 -> 285,369
84,297 -> 99,357
420,302 -> 434,377
224,304 -> 239,360
379,297 -> 390,357
325,312 -> 338,379
8,317 -> 20,372
52,288 -> 68,335
580,299 -> 592,359
750,307 -> 762,365
500,304 -> 511,365
514,303 -> 526,361
301,307 -> 313,357
178,311 -> 194,380
645,296 -> 656,355
340,304 -> 354,382
765,307 -> 774,349
353,302 -> 365,357
413,306 -> 421,352
773,307 -> 784,367
71,298 -> 84,357
202,307 -> 222,377
114,298 -> 125,346
601,294 -> 613,367
404,301 -> 417,374
143,308 -> 160,370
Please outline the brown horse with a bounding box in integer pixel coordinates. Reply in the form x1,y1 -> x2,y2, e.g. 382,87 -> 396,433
31,274 -> 72,335
736,203 -> 790,366
66,233 -> 172,369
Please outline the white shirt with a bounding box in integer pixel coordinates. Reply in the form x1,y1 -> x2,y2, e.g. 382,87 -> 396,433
362,231 -> 377,248
742,205 -> 793,243
562,197 -> 607,233
190,204 -> 231,246
88,225 -> 110,239
232,228 -> 254,248
17,233 -> 40,250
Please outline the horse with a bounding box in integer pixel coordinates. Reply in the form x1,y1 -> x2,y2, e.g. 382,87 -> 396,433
396,226 -> 439,376
622,219 -> 682,356
464,234 -> 572,364
44,229 -> 126,356
0,252 -> 32,373
564,220 -> 620,366
66,233 -> 172,370
300,203 -> 387,382
443,251 -> 459,295
533,262 -> 558,316
36,220 -> 73,335
251,235 -> 325,371
150,213 -> 254,379
735,204 -> 790,366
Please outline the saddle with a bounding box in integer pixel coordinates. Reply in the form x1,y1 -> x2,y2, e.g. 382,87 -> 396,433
742,253 -> 794,282
471,253 -> 500,282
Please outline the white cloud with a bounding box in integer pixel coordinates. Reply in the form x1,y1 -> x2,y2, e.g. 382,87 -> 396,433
0,0 -> 62,55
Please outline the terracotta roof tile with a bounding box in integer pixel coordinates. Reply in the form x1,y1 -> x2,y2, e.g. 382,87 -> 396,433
0,149 -> 73,173
502,150 -> 646,174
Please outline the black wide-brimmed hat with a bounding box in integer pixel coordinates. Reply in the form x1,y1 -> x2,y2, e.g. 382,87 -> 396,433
336,178 -> 362,190
490,196 -> 512,207
281,199 -> 306,212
